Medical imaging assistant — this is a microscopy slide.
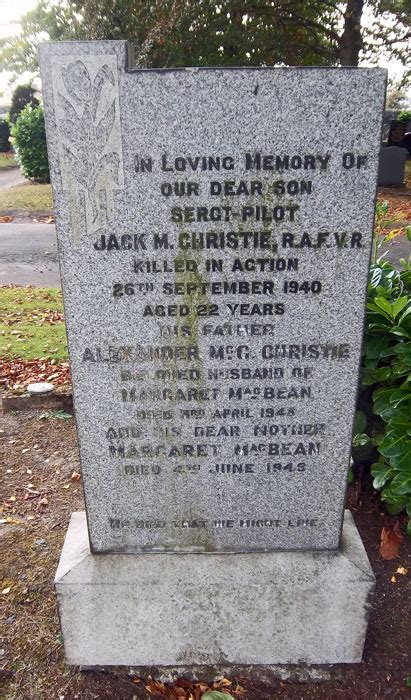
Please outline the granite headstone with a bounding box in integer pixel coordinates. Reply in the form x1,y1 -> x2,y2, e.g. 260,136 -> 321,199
40,40 -> 383,669
40,42 -> 386,555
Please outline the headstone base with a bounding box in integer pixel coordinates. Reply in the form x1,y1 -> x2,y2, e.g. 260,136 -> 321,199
56,511 -> 374,667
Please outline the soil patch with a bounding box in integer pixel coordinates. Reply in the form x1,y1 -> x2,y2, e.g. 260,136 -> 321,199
1,411 -> 410,699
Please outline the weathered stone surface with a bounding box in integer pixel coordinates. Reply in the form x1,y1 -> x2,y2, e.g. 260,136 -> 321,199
40,41 -> 386,553
56,510 -> 375,666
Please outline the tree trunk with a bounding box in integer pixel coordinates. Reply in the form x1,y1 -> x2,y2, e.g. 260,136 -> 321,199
339,0 -> 364,66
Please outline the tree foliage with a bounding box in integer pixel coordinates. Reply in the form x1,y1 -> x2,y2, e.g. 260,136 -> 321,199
0,118 -> 10,152
0,0 -> 78,76
71,0 -> 338,67
366,0 -> 411,63
0,0 -> 409,74
9,84 -> 39,124
386,74 -> 410,109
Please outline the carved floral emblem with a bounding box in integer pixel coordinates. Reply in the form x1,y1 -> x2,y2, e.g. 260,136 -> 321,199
55,57 -> 123,237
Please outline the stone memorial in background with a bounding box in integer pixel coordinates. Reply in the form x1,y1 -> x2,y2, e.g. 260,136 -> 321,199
378,145 -> 408,186
387,119 -> 406,146
40,41 -> 386,669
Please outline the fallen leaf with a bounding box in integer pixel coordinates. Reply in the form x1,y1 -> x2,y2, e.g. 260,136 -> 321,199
71,471 -> 81,481
176,679 -> 194,689
2,587 -> 11,595
214,678 -> 232,688
39,496 -> 49,506
1,358 -> 70,392
144,678 -> 169,696
380,522 -> 403,560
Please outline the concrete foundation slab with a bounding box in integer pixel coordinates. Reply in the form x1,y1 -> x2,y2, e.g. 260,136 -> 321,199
55,511 -> 375,667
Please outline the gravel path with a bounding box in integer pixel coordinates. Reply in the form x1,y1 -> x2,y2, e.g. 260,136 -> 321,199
0,222 -> 60,286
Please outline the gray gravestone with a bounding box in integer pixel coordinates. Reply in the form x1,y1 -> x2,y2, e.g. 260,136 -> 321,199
40,41 -> 383,667
39,42 -> 386,554
378,146 -> 408,186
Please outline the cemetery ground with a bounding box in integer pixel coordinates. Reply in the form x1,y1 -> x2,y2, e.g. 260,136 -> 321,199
0,162 -> 52,220
0,154 -> 16,171
0,183 -> 53,214
0,409 -> 410,699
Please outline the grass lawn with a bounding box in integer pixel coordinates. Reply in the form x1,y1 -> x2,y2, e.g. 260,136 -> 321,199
0,183 -> 53,211
0,286 -> 67,360
0,152 -> 16,169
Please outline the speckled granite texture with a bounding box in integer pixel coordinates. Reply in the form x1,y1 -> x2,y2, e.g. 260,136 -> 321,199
39,41 -> 386,553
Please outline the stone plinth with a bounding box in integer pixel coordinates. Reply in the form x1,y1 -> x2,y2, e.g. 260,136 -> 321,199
56,511 -> 374,667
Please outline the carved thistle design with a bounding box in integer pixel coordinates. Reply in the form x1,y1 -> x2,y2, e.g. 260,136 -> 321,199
52,55 -> 124,239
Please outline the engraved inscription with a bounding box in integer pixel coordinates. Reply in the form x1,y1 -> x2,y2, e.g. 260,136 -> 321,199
52,55 -> 124,239
41,55 -> 385,552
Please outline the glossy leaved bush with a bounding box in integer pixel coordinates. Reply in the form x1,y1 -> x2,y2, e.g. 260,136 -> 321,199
11,105 -> 50,183
354,205 -> 411,534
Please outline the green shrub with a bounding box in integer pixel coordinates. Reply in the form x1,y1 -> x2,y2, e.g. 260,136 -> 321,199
0,118 -> 10,152
398,109 -> 411,124
12,105 -> 49,183
354,204 -> 411,534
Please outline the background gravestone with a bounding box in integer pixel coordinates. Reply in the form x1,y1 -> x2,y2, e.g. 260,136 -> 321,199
40,41 -> 384,667
378,146 -> 408,186
387,119 -> 406,146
